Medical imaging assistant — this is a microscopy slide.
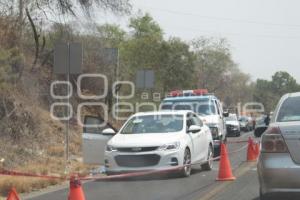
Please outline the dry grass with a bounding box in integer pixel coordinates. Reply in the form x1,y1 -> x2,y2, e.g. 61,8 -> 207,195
0,176 -> 62,197
0,158 -> 64,197
0,68 -> 103,198
0,158 -> 93,197
0,110 -> 90,198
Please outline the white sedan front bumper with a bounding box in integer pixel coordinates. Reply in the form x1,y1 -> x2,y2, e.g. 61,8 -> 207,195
104,149 -> 184,174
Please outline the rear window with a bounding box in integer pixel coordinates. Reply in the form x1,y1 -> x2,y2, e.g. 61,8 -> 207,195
277,96 -> 300,122
239,117 -> 248,122
226,116 -> 237,121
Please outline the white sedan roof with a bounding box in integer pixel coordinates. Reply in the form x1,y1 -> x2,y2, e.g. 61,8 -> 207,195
132,110 -> 194,117
285,92 -> 300,98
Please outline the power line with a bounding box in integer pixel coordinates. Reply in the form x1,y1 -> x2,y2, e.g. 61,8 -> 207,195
165,26 -> 300,40
138,5 -> 300,29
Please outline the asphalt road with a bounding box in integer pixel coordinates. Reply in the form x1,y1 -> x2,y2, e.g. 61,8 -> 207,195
26,131 -> 259,200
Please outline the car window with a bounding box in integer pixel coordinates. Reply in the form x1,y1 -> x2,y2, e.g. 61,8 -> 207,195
217,101 -> 223,114
161,99 -> 217,115
197,102 -> 216,115
226,116 -> 237,121
277,96 -> 300,122
173,103 -> 194,111
121,114 -> 184,134
239,117 -> 248,122
256,117 -> 265,125
84,116 -> 105,134
214,100 -> 220,115
192,115 -> 203,126
186,113 -> 196,128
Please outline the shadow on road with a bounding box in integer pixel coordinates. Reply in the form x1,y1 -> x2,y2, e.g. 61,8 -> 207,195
253,195 -> 300,200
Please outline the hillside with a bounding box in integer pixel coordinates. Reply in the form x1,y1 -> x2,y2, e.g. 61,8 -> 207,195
0,65 -> 89,196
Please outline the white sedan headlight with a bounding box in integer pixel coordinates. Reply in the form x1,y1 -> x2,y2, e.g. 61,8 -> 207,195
106,145 -> 117,152
158,142 -> 180,151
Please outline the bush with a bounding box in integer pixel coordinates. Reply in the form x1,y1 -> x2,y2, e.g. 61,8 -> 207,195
0,47 -> 23,89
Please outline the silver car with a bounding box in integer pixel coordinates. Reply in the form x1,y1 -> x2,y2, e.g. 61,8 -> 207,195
258,92 -> 300,199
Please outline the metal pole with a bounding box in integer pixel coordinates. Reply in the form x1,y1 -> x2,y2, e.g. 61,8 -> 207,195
66,74 -> 70,162
65,44 -> 70,165
116,49 -> 120,120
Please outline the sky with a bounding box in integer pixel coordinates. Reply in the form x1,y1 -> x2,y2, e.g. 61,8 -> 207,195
94,0 -> 300,82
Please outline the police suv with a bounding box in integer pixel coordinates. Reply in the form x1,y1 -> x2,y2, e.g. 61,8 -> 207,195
161,89 -> 228,155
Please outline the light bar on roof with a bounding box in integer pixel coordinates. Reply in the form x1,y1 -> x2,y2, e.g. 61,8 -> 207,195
169,90 -> 183,97
193,89 -> 208,95
168,89 -> 209,97
183,90 -> 193,95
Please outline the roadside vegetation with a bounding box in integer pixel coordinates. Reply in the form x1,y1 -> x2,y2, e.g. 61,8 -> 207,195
0,0 -> 299,197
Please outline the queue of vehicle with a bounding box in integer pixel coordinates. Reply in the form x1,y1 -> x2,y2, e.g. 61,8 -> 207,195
82,88 -> 300,199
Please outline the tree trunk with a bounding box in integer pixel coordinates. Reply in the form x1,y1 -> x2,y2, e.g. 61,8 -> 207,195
18,0 -> 24,45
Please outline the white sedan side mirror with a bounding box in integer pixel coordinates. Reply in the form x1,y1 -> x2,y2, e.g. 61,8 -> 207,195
188,125 -> 201,133
102,128 -> 116,136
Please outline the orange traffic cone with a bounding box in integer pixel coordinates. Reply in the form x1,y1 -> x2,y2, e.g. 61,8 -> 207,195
68,176 -> 86,200
254,142 -> 260,158
6,187 -> 20,200
247,137 -> 257,162
216,143 -> 236,181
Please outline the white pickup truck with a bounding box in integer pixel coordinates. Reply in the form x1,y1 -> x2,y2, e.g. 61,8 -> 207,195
161,89 -> 228,156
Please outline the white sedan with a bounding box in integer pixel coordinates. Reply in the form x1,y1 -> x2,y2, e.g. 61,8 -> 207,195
103,110 -> 213,177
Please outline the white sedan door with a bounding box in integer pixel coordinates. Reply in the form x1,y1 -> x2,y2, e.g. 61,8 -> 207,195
192,115 -> 208,161
187,114 -> 205,162
82,116 -> 116,165
214,100 -> 226,139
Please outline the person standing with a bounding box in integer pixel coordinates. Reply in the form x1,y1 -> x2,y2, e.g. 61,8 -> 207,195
264,114 -> 271,126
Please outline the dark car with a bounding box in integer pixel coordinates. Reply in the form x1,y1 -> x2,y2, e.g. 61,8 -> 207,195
254,116 -> 268,137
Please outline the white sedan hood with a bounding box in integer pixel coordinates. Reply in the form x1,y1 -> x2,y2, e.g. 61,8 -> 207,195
109,132 -> 183,147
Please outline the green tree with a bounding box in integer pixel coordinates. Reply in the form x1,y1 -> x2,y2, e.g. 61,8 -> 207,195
254,79 -> 276,113
222,68 -> 253,107
121,14 -> 196,93
129,13 -> 163,39
192,37 -> 236,93
97,24 -> 126,48
254,71 -> 300,113
120,13 -> 164,81
192,37 -> 255,107
158,38 -> 195,91
271,71 -> 299,95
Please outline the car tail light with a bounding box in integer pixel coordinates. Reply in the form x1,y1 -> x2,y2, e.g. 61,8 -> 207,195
261,127 -> 288,153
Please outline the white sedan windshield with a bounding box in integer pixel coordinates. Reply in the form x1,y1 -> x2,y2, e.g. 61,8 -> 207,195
121,114 -> 184,134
